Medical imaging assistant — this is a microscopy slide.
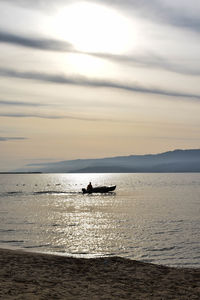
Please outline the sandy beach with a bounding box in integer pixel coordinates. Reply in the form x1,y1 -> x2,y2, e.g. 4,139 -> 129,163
0,248 -> 199,299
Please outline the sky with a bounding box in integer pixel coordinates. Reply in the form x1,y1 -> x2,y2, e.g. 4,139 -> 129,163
0,0 -> 200,171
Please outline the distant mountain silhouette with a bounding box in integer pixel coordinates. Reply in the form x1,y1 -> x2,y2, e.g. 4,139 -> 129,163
16,149 -> 200,173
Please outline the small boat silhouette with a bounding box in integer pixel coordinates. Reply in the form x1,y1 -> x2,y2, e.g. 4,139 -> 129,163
82,185 -> 116,194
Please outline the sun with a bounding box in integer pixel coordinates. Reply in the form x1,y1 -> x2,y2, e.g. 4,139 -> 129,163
49,2 -> 134,54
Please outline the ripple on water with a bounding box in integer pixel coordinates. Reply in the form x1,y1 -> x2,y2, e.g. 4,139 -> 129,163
0,240 -> 24,243
24,244 -> 51,249
0,229 -> 15,232
145,246 -> 176,253
0,191 -> 23,197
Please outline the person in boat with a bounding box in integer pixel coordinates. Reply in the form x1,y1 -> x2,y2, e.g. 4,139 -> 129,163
87,182 -> 93,191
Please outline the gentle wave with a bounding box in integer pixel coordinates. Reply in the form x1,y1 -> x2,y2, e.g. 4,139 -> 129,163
146,246 -> 175,252
0,191 -> 23,197
24,244 -> 51,249
0,190 -> 81,197
6,191 -> 23,195
33,191 -> 80,195
0,240 -> 24,243
0,190 -> 117,198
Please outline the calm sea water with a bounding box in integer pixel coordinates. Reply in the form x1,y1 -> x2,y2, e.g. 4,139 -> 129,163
0,173 -> 199,267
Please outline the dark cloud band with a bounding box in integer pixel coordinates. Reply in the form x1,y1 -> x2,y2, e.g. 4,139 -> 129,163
0,112 -> 113,122
0,31 -> 74,52
1,67 -> 200,100
0,100 -> 43,106
0,136 -> 27,141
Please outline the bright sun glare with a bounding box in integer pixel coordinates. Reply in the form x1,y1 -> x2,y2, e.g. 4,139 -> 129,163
51,2 -> 134,54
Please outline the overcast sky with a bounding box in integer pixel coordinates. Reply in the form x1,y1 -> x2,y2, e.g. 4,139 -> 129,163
0,0 -> 200,171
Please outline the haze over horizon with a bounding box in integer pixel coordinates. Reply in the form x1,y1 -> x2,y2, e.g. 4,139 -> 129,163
0,0 -> 200,171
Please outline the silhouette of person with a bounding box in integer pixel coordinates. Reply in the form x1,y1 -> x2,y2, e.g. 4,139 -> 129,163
87,182 -> 93,191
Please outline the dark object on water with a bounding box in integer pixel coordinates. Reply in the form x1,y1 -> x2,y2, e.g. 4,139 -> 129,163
82,185 -> 116,194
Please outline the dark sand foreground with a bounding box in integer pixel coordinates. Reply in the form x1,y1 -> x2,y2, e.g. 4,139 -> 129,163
0,249 -> 200,299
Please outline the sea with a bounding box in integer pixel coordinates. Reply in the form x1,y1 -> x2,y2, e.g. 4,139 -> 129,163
0,173 -> 199,268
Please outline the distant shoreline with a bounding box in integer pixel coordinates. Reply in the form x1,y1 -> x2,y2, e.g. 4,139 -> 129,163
8,149 -> 200,173
0,172 -> 43,174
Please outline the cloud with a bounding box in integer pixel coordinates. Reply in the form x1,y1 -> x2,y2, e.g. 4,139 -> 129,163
0,30 -> 74,52
141,0 -> 200,34
0,99 -> 44,106
92,0 -> 200,34
1,30 -> 199,77
0,112 -> 61,119
1,67 -> 200,101
0,0 -> 72,10
0,112 -> 113,122
0,0 -> 71,10
153,136 -> 200,141
0,136 -> 27,141
92,52 -> 200,77
2,0 -> 200,35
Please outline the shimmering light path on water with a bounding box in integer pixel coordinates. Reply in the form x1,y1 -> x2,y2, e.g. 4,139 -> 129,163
0,173 -> 199,267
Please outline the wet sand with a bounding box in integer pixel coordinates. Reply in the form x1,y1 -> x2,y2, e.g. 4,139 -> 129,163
0,248 -> 200,299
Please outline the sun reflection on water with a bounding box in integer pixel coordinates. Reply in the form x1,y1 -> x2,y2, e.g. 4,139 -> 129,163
41,175 -> 120,256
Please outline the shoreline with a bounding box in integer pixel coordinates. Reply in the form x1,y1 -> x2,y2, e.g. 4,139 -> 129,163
0,248 -> 200,299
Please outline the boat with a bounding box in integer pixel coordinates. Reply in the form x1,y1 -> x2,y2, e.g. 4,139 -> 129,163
82,185 -> 116,194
